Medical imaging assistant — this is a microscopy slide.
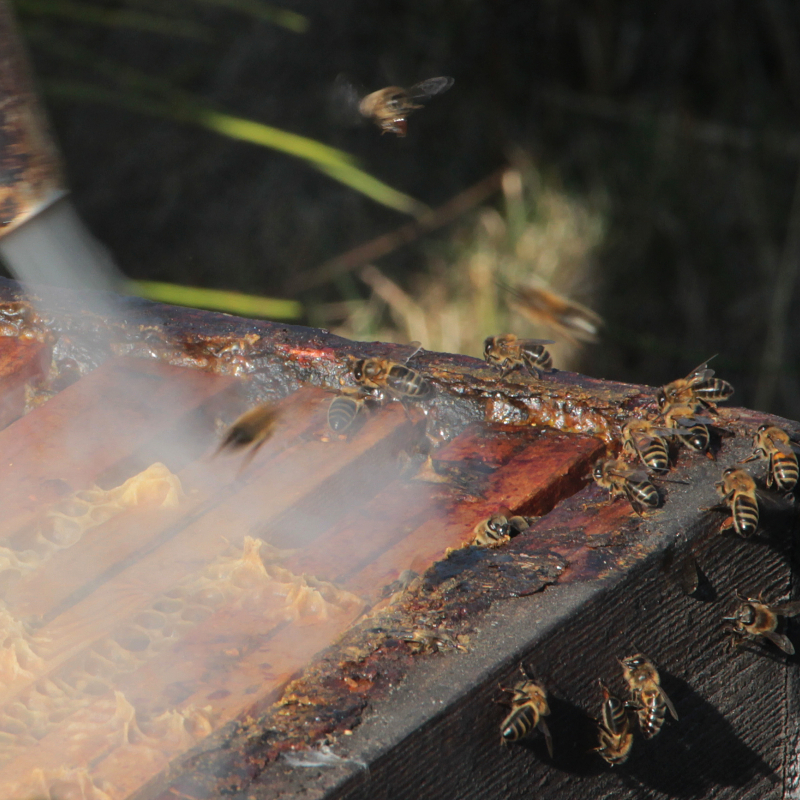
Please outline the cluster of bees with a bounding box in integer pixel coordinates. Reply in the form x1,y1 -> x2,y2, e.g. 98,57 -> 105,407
497,653 -> 677,766
216,330 -> 800,768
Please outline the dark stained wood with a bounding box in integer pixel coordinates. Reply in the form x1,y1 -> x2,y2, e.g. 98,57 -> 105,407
0,282 -> 793,800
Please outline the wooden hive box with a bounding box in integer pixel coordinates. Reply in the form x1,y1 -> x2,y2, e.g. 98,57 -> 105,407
0,278 -> 793,800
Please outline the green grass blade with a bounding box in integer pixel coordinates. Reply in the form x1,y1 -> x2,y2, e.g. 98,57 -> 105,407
185,0 -> 307,31
42,79 -> 427,217
13,0 -> 211,40
126,280 -> 303,319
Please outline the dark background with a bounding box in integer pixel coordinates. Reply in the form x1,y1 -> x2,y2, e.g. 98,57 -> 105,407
11,0 -> 800,419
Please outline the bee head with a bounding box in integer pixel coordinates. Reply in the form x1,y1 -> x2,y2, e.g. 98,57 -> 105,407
483,336 -> 496,359
592,461 -> 605,482
656,389 -> 668,411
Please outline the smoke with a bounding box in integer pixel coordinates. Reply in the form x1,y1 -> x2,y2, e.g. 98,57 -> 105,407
0,202 -> 428,799
0,196 -> 124,316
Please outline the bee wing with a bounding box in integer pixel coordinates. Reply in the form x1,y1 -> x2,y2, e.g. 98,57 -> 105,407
329,74 -> 366,126
763,631 -> 795,655
403,341 -> 423,363
516,338 -> 556,347
658,687 -> 679,720
685,354 -> 718,380
612,465 -> 650,483
771,600 -> 800,617
772,439 -> 797,457
670,414 -> 715,428
537,717 -> 554,759
408,76 -> 454,99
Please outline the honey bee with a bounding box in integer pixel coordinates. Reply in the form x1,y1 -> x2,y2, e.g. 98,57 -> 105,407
742,425 -> 799,493
348,344 -> 433,401
620,654 -> 677,739
593,458 -> 660,514
715,467 -> 759,537
498,666 -> 553,757
723,593 -> 800,654
471,513 -> 531,547
661,402 -> 713,454
358,77 -> 454,136
216,403 -> 280,466
621,419 -> 674,473
483,334 -> 555,378
502,280 -> 603,345
327,392 -> 367,433
401,626 -> 464,654
594,681 -> 633,767
657,356 -> 734,414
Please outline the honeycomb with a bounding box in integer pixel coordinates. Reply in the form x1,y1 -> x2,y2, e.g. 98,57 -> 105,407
0,454 -> 365,800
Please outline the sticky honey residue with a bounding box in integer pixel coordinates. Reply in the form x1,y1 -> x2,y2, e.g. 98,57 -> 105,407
0,301 -> 51,343
0,463 -> 183,577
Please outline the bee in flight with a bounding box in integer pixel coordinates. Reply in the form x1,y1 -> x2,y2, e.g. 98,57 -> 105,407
714,467 -> 759,537
741,425 -> 800,494
724,593 -> 800,655
594,680 -> 633,766
498,665 -> 553,757
500,279 -> 603,346
348,343 -> 433,402
216,402 -> 280,468
657,355 -> 734,414
592,458 -> 660,514
620,653 -> 677,739
333,75 -> 454,136
483,334 -> 554,378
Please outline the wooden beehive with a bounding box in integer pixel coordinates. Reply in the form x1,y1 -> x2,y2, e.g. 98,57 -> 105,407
0,278 -> 794,800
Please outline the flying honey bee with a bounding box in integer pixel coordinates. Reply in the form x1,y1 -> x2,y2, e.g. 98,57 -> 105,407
620,654 -> 677,739
657,356 -> 734,414
334,75 -> 454,137
348,343 -> 433,401
741,425 -> 800,493
471,513 -> 531,547
621,419 -> 675,473
715,467 -> 759,538
594,681 -> 634,767
502,280 -> 603,346
724,593 -> 800,654
498,666 -> 553,757
593,458 -> 660,514
660,402 -> 714,454
216,403 -> 280,467
483,334 -> 554,378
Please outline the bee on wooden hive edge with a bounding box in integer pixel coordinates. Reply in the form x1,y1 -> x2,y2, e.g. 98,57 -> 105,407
498,665 -> 553,757
594,680 -> 634,766
741,425 -> 800,495
620,653 -> 677,740
723,592 -> 800,655
483,334 -> 554,378
657,355 -> 734,415
593,458 -> 660,515
347,342 -> 433,402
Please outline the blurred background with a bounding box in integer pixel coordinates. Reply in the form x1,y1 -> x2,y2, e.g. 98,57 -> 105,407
5,0 -> 800,418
